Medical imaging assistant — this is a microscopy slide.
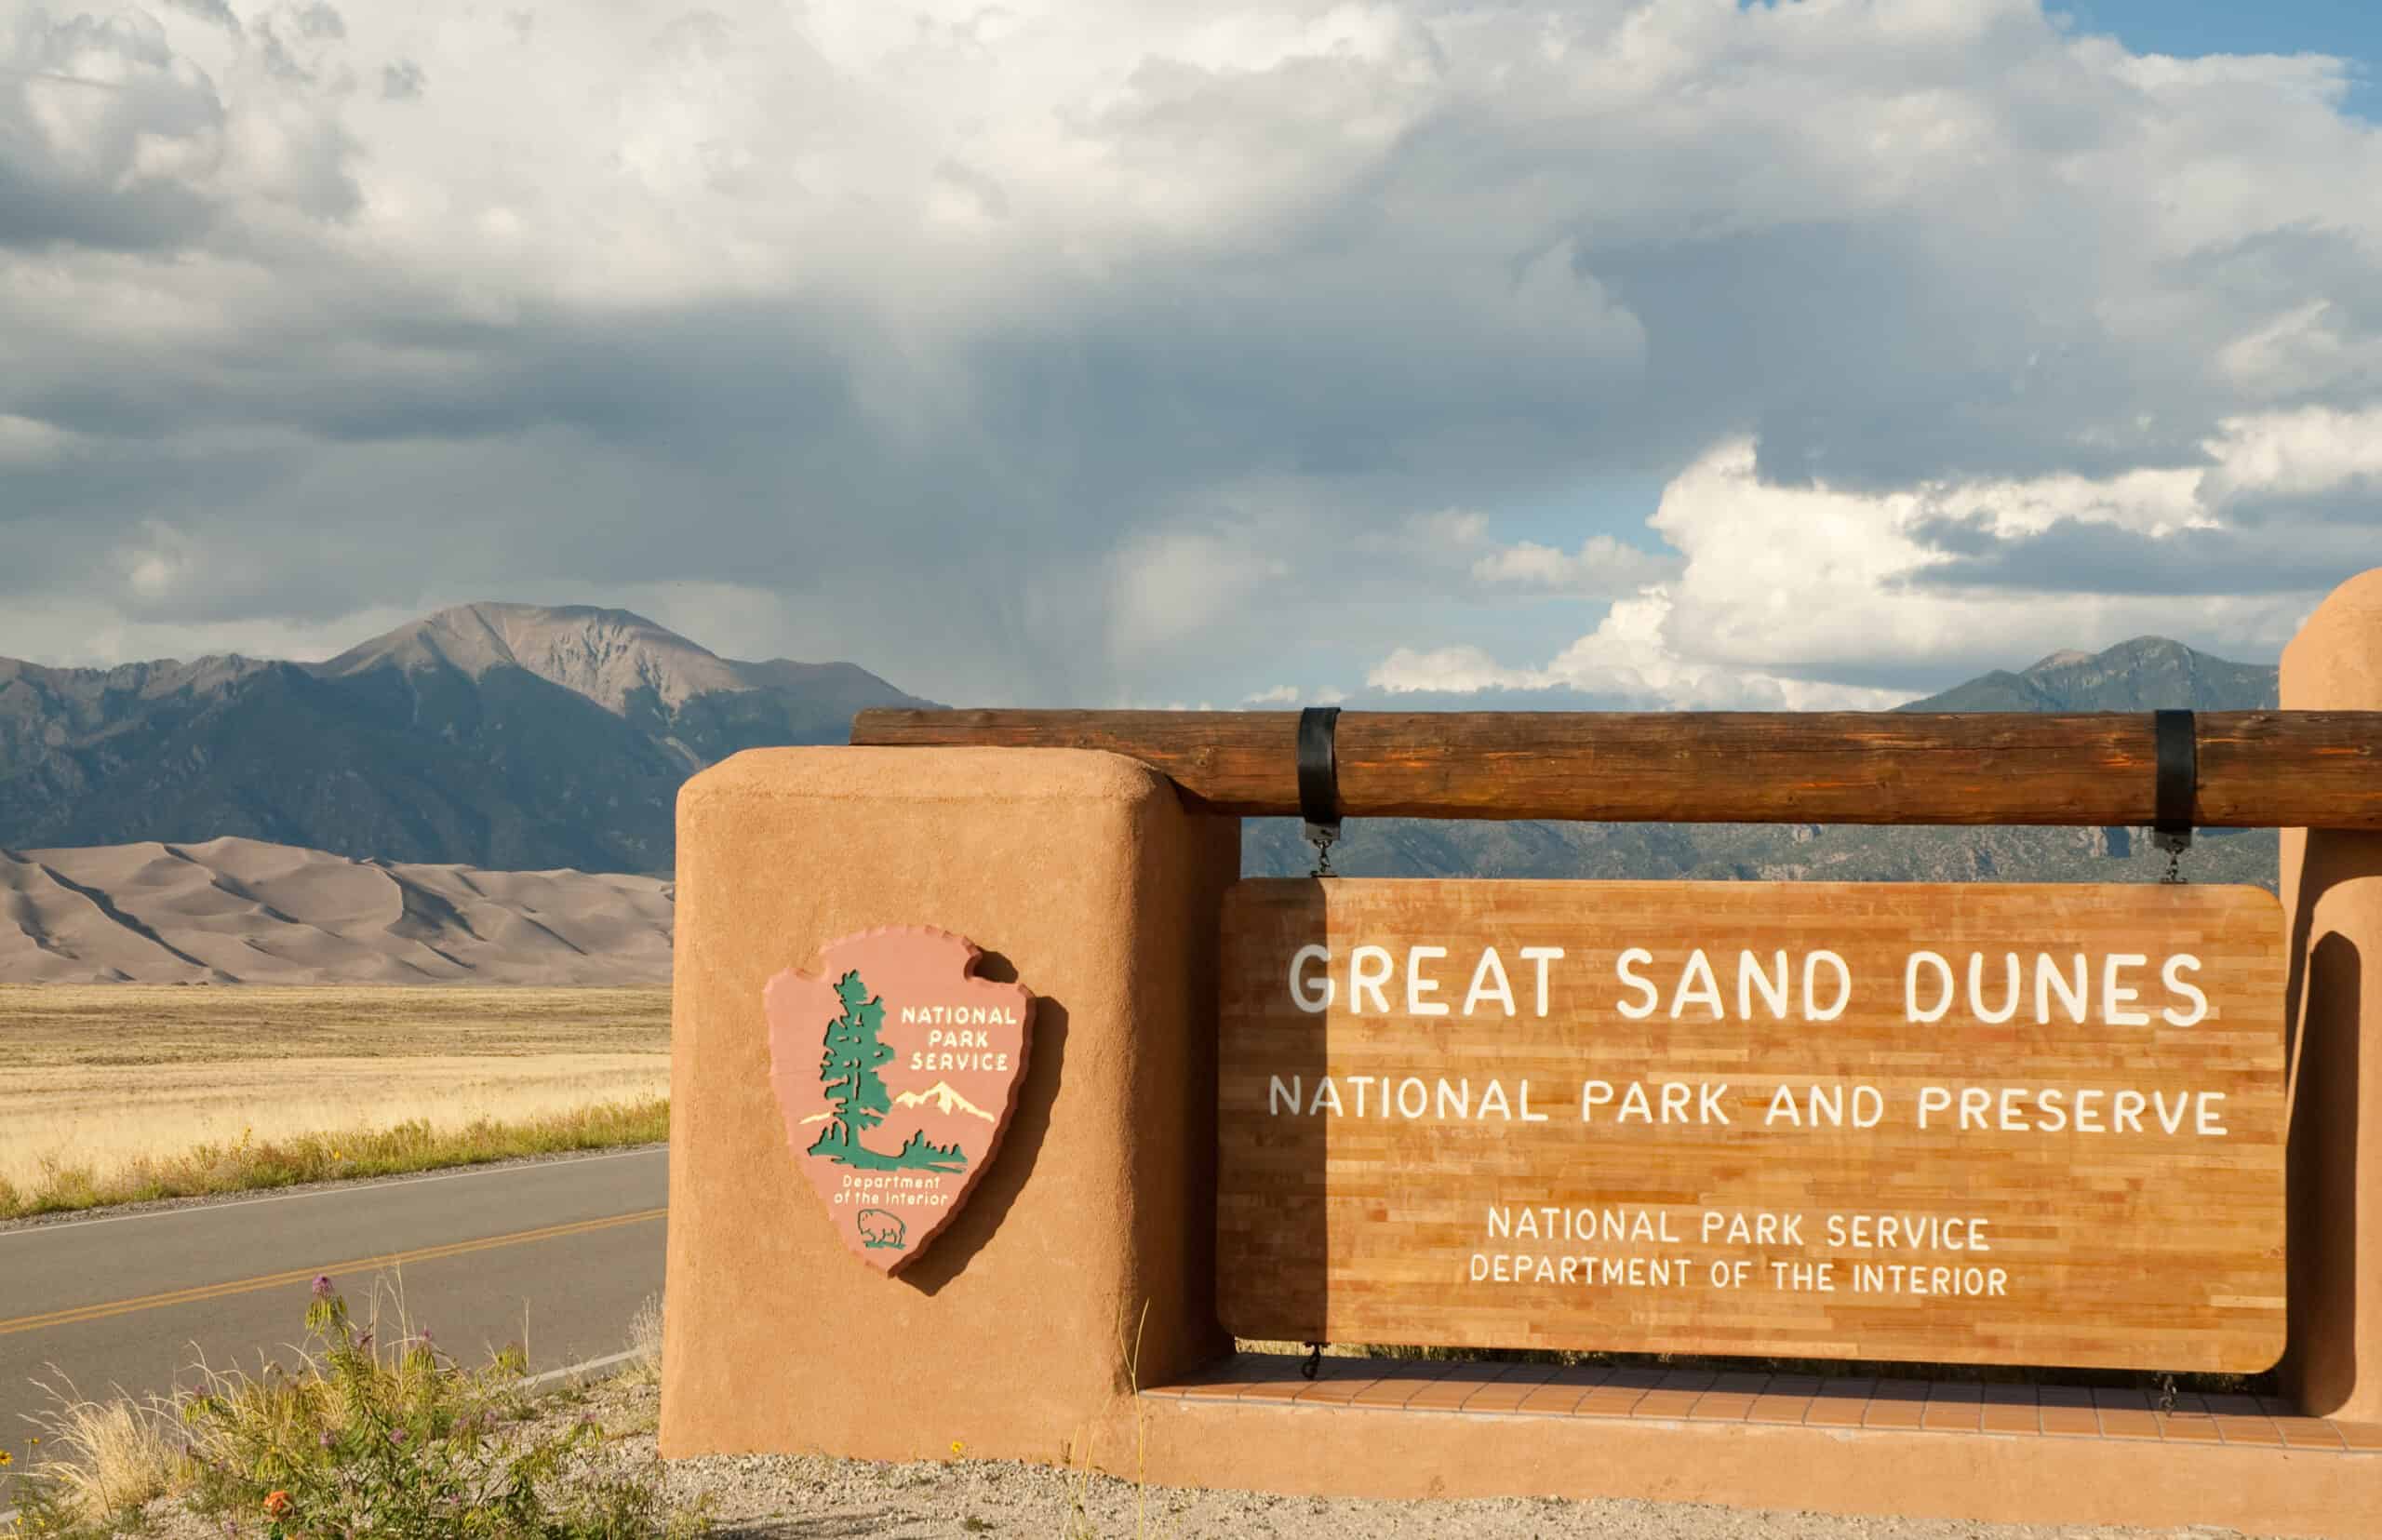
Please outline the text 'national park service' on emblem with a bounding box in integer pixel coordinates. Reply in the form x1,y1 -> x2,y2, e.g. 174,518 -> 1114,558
764,926 -> 1034,1275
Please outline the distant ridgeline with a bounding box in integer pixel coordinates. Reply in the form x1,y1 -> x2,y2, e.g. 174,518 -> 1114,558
1,610 -> 2278,890
1241,637 -> 2282,889
0,602 -> 934,875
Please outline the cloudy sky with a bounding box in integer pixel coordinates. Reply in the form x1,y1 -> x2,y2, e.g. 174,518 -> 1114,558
3,0 -> 2377,710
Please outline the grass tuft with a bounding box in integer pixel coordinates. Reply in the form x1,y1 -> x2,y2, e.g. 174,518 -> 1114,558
0,1099 -> 669,1221
620,1293 -> 665,1389
12,1373 -> 188,1526
5,1279 -> 706,1538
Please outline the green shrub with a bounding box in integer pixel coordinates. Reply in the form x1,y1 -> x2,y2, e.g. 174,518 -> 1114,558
1,1279 -> 706,1540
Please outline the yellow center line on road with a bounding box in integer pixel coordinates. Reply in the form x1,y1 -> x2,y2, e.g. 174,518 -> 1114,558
0,1207 -> 667,1337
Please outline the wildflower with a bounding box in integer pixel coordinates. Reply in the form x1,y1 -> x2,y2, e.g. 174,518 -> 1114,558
311,1274 -> 333,1300
263,1490 -> 292,1518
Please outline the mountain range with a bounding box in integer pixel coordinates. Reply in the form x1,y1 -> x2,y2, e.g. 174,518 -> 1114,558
0,603 -> 933,875
1240,636 -> 2282,891
0,609 -> 2286,980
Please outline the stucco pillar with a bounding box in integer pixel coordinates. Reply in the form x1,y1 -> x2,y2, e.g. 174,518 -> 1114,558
2281,568 -> 2382,1422
659,746 -> 1238,1464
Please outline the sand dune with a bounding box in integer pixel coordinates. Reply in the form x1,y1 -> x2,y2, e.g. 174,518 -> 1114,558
0,837 -> 672,984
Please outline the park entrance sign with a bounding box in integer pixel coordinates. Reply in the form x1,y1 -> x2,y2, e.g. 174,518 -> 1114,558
1218,878 -> 2287,1371
667,611 -> 2382,1533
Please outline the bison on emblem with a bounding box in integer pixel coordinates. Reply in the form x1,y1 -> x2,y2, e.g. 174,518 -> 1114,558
856,1208 -> 907,1251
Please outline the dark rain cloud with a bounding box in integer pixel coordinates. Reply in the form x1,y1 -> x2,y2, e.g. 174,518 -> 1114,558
0,10 -> 226,250
1903,513 -> 2382,596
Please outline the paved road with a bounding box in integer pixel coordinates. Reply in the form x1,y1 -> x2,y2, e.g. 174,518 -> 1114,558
0,1148 -> 667,1453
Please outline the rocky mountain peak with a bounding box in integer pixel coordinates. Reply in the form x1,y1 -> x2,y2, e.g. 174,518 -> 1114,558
316,602 -> 748,715
1898,635 -> 2276,714
0,603 -> 930,875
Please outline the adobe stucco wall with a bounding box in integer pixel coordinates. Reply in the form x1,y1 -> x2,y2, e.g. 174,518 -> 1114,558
659,746 -> 1238,1463
2282,567 -> 2382,1423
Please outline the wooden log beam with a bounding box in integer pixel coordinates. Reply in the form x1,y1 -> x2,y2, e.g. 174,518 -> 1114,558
847,709 -> 2382,829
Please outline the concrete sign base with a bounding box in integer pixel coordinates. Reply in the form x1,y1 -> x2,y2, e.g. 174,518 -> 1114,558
1135,1355 -> 2380,1538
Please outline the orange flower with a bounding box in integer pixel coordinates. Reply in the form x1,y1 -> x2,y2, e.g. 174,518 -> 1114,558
263,1490 -> 293,1518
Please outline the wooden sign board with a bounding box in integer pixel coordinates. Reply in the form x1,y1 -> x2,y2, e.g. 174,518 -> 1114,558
1217,879 -> 2286,1371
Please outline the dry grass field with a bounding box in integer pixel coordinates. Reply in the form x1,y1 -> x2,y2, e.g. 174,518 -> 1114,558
0,985 -> 672,1215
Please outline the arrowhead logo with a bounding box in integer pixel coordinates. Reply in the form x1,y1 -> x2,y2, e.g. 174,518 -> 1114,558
764,927 -> 1033,1274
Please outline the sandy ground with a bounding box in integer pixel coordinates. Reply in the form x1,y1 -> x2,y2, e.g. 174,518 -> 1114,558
95,1376 -> 2275,1540
0,837 -> 673,985
0,985 -> 670,1190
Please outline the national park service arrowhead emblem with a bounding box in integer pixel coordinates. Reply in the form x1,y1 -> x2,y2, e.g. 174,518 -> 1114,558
764,927 -> 1033,1274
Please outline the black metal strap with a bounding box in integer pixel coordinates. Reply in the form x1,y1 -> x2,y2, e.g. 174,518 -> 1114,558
2152,709 -> 2195,862
2152,709 -> 2195,835
1297,706 -> 1341,847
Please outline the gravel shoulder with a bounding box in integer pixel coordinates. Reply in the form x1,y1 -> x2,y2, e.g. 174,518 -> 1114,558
115,1375 -> 2272,1540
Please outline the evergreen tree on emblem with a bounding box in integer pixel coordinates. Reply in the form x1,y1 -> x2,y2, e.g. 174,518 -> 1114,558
810,971 -> 893,1161
807,970 -> 968,1172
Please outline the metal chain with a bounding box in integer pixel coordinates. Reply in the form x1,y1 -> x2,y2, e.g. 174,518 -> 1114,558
1299,810 -> 1333,1372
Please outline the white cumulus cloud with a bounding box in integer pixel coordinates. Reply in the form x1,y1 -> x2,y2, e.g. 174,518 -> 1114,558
1471,535 -> 1683,597
1372,408 -> 2371,710
2,0 -> 2377,706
